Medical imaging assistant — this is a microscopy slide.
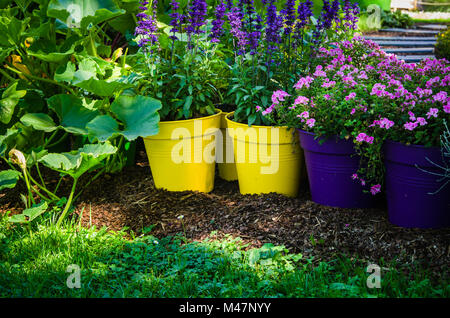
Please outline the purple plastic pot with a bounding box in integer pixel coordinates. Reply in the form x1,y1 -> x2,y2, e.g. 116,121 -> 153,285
298,130 -> 376,208
384,140 -> 450,229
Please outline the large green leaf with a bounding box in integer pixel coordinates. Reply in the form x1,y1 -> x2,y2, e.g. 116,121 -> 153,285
39,143 -> 117,179
0,169 -> 21,191
0,83 -> 27,124
47,0 -> 125,30
23,202 -> 48,222
55,60 -> 134,97
27,35 -> 80,63
86,114 -> 120,142
8,202 -> 48,223
0,16 -> 29,47
0,46 -> 13,64
20,113 -> 58,133
47,94 -> 99,134
77,78 -> 134,97
110,95 -> 162,140
0,128 -> 19,156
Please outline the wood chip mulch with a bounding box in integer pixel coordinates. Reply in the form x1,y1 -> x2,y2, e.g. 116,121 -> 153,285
1,148 -> 449,281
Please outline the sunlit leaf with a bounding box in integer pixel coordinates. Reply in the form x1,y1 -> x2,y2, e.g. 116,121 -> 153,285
47,0 -> 125,30
110,95 -> 161,140
0,169 -> 21,191
0,83 -> 27,125
20,113 -> 58,133
47,94 -> 99,134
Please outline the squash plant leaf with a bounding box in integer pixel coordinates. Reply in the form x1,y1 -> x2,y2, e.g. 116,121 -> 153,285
39,143 -> 117,179
86,114 -> 120,142
55,59 -> 134,97
0,82 -> 27,125
20,113 -> 58,133
27,35 -> 80,63
0,169 -> 21,191
47,0 -> 125,31
0,128 -> 19,157
74,78 -> 134,97
110,95 -> 162,141
8,202 -> 48,223
47,94 -> 99,134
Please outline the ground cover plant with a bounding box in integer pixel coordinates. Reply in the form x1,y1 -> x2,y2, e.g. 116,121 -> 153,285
0,211 -> 448,297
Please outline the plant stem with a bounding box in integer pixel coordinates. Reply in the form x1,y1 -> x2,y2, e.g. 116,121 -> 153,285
35,164 -> 46,190
43,130 -> 59,148
53,176 -> 63,194
22,168 -> 35,207
27,171 -> 60,201
4,65 -> 76,95
0,68 -> 15,81
46,132 -> 68,149
73,168 -> 105,203
56,178 -> 78,228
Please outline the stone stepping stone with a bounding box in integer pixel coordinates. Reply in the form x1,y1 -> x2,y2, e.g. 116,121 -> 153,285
372,40 -> 436,47
417,24 -> 447,31
397,55 -> 435,63
380,28 -> 440,35
364,36 -> 436,41
383,47 -> 434,54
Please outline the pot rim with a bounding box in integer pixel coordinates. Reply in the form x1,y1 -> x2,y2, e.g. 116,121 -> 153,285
225,111 -> 292,130
384,139 -> 440,150
158,109 -> 222,126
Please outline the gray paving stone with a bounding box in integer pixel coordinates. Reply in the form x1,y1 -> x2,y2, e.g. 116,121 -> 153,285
364,36 -> 436,41
380,28 -> 440,35
417,24 -> 447,31
383,47 -> 434,54
373,40 -> 436,47
397,55 -> 435,62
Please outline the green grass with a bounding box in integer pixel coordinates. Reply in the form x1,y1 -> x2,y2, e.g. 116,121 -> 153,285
0,213 -> 448,298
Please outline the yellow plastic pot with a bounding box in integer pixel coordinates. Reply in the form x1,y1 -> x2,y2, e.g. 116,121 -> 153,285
143,111 -> 222,193
217,111 -> 238,181
225,112 -> 304,197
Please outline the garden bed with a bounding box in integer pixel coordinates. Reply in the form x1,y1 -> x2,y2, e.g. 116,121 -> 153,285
2,144 -> 448,282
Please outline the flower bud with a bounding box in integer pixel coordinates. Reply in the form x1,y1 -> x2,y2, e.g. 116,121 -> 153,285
9,149 -> 27,170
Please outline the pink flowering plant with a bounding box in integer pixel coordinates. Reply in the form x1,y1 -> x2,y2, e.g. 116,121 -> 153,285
262,37 -> 450,195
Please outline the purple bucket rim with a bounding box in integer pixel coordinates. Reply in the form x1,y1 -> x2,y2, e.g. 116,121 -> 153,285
384,139 -> 440,151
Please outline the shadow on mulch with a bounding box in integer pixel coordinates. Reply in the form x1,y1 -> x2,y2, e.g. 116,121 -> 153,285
1,147 -> 449,280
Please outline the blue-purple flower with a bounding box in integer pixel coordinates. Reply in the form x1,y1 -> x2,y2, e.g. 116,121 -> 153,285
169,0 -> 183,40
186,0 -> 208,35
283,0 -> 296,35
210,1 -> 227,43
227,6 -> 248,54
135,1 -> 158,48
265,0 -> 283,52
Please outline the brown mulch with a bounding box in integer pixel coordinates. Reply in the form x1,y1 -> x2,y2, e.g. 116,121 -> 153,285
1,146 -> 449,279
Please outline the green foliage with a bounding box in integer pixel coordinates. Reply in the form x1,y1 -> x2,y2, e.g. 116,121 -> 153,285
381,10 -> 414,29
39,143 -> 117,179
0,83 -> 27,125
8,201 -> 48,224
435,28 -> 450,61
0,169 -> 21,191
47,0 -> 125,31
0,218 -> 447,298
0,0 -> 162,228
134,38 -> 228,121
